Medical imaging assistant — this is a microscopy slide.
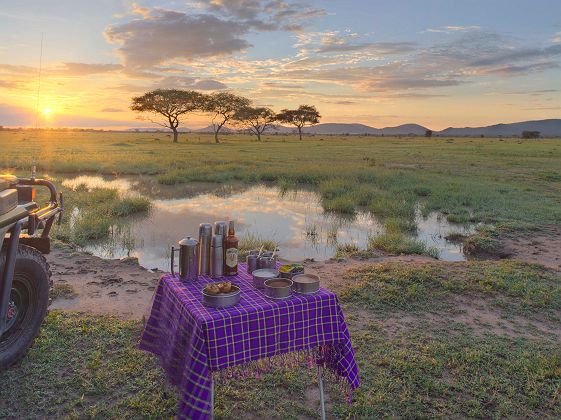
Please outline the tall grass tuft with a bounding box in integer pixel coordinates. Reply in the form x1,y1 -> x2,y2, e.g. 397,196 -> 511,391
368,232 -> 438,258
238,232 -> 278,260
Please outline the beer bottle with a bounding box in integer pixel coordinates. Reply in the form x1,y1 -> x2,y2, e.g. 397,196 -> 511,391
224,220 -> 239,276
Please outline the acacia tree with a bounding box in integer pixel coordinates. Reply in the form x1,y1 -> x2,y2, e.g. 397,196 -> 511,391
233,106 -> 277,141
130,89 -> 205,143
276,105 -> 321,140
203,92 -> 251,143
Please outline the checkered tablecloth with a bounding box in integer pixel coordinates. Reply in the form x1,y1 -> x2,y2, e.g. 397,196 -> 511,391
139,263 -> 360,419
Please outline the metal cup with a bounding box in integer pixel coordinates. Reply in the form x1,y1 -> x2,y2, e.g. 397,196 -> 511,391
258,256 -> 276,270
246,254 -> 258,274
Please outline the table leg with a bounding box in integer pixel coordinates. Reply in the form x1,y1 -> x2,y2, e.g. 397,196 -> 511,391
210,377 -> 215,420
318,365 -> 326,420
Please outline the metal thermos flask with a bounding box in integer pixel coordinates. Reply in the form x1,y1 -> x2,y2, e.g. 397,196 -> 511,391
210,234 -> 224,278
198,223 -> 213,275
214,221 -> 228,246
170,237 -> 199,281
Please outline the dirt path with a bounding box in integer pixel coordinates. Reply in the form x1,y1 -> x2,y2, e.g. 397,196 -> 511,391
500,225 -> 561,271
48,247 -> 162,320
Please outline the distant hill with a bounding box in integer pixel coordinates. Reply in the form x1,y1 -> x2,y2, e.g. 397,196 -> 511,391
303,123 -> 381,135
380,124 -> 429,136
437,119 -> 561,137
123,119 -> 561,137
301,123 -> 429,135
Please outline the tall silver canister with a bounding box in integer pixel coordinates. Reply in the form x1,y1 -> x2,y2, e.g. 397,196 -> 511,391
210,234 -> 224,278
171,237 -> 199,281
214,221 -> 228,244
198,223 -> 213,275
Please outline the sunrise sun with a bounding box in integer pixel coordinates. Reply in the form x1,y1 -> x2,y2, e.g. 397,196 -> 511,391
42,108 -> 52,116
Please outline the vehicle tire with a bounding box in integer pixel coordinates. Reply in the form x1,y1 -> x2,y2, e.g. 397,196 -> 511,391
0,245 -> 51,369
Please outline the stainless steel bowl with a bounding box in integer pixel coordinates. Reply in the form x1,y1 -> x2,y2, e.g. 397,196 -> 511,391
252,268 -> 279,289
202,284 -> 241,308
292,274 -> 320,294
278,264 -> 305,279
264,278 -> 293,299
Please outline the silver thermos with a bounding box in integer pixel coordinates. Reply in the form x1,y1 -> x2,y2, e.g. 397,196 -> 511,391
171,237 -> 199,282
214,221 -> 228,271
210,234 -> 224,278
198,223 -> 213,275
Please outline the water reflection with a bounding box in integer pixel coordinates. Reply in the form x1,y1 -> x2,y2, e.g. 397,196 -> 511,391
62,176 -> 474,270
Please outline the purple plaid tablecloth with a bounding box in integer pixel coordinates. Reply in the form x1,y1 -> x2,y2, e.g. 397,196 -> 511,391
139,263 -> 359,419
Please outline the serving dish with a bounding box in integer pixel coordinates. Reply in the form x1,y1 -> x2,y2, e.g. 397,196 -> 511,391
252,268 -> 279,289
279,263 -> 304,279
264,278 -> 293,299
291,274 -> 320,294
202,283 -> 241,308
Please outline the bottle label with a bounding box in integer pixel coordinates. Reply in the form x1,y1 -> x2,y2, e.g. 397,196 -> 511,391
225,247 -> 238,268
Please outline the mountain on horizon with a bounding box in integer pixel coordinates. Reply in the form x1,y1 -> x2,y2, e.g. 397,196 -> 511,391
437,119 -> 561,137
123,119 -> 561,137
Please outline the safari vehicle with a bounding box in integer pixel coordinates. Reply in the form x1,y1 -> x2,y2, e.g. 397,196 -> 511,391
0,172 -> 63,368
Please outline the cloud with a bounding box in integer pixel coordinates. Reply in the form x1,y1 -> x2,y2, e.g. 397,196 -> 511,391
192,79 -> 228,90
105,9 -> 251,67
153,76 -> 227,90
0,80 -> 19,89
480,62 -> 559,75
0,103 -> 34,126
202,0 -> 326,31
317,41 -> 416,55
471,44 -> 561,66
101,107 -> 125,112
54,62 -> 123,76
426,25 -> 481,33
551,32 -> 561,44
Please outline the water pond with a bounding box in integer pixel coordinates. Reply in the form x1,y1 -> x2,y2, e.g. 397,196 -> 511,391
62,176 -> 476,271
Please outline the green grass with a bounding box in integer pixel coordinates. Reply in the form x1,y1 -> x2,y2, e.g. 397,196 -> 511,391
368,232 -> 439,258
50,283 -> 77,299
52,186 -> 151,247
0,312 -> 177,418
1,131 -> 560,231
338,260 -> 561,314
3,261 -> 560,418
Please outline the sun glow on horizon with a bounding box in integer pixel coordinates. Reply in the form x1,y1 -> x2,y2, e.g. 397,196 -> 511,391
43,108 -> 52,116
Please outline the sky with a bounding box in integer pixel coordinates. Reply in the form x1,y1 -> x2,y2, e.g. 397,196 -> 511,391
0,0 -> 560,130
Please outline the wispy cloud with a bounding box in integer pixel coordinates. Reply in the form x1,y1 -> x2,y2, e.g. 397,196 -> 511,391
426,25 -> 481,33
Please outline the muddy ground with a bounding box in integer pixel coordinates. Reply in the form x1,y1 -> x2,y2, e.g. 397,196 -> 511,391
48,228 -> 560,321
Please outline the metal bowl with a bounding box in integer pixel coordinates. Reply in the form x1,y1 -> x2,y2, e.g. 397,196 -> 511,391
264,278 -> 293,299
291,274 -> 320,294
202,284 -> 241,308
278,264 -> 304,279
252,268 -> 279,289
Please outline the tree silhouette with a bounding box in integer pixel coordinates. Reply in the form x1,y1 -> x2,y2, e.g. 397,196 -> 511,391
233,106 -> 277,141
276,105 -> 321,140
131,89 -> 204,143
203,92 -> 251,143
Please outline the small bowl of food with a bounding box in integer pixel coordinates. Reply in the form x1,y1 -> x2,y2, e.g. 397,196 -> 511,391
202,281 -> 241,308
279,263 -> 304,279
264,278 -> 293,300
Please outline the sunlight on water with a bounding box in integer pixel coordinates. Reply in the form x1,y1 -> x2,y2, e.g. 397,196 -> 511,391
62,175 -> 134,192
62,176 -> 474,270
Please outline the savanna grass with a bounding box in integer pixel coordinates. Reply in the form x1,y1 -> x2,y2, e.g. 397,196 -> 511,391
2,131 -> 560,234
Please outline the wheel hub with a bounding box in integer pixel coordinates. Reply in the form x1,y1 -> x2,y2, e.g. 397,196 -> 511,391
6,301 -> 17,321
4,298 -> 19,332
